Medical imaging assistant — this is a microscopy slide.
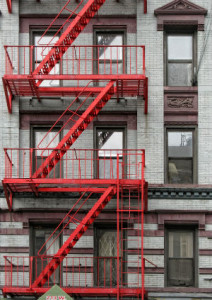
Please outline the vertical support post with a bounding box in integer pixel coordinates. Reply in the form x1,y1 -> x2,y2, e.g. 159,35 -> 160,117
144,77 -> 148,114
116,154 -> 120,300
30,149 -> 33,177
30,46 -> 34,75
29,256 -> 33,289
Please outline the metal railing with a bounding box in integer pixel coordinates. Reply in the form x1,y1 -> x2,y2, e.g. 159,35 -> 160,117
4,45 -> 145,76
4,148 -> 145,180
4,255 -> 144,289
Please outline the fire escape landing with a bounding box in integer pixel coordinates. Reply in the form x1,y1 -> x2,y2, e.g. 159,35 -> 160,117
2,0 -> 149,299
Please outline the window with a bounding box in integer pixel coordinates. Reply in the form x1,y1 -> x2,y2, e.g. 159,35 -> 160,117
166,227 -> 196,287
166,33 -> 196,86
94,225 -> 126,287
30,223 -> 61,285
166,128 -> 196,184
96,127 -> 125,179
94,29 -> 125,76
31,125 -> 61,178
32,30 -> 60,86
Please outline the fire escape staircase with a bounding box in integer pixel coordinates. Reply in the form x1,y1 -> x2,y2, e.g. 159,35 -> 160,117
32,186 -> 116,288
2,1 -> 149,299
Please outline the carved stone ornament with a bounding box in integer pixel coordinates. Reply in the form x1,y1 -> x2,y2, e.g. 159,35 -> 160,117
169,1 -> 194,11
167,97 -> 193,108
154,0 -> 207,15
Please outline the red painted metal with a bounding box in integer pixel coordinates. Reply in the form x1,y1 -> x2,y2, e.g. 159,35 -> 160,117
3,45 -> 147,108
2,0 -> 149,298
144,0 -> 147,14
33,0 -> 106,85
3,287 -> 146,297
32,186 -> 116,288
6,0 -> 12,13
34,81 -> 115,180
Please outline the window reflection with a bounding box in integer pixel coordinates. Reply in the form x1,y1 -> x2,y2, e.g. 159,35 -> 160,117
96,33 -> 124,76
167,131 -> 193,184
97,129 -> 124,179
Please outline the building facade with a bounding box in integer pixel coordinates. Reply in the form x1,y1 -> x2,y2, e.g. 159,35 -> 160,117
0,0 -> 212,299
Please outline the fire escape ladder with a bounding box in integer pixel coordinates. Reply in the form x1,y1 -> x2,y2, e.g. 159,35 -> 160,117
33,80 -> 115,179
33,0 -> 106,86
31,185 -> 116,288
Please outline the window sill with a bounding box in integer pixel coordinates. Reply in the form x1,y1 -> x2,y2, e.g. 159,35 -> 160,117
164,86 -> 198,94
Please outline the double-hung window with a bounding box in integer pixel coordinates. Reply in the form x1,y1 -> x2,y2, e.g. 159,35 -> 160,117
166,129 -> 196,184
32,30 -> 60,86
95,30 -> 125,76
166,33 -> 196,86
32,125 -> 61,178
96,128 -> 125,179
30,223 -> 61,285
166,227 -> 196,287
94,225 -> 126,287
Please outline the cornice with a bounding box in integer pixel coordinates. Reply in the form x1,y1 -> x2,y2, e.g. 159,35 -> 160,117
154,0 -> 207,16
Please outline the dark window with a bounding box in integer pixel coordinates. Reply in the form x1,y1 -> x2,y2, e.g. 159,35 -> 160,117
166,228 -> 196,287
32,30 -> 60,86
166,33 -> 196,86
31,125 -> 61,178
94,29 -> 125,76
166,129 -> 195,184
96,127 -> 125,179
30,223 -> 61,285
94,225 -> 126,287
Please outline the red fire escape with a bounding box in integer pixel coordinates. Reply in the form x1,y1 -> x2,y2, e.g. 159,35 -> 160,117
2,0 -> 149,299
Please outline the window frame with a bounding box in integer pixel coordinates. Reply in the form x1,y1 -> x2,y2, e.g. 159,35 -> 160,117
29,221 -> 62,284
94,125 -> 127,179
94,223 -> 127,287
165,126 -> 197,184
30,27 -> 61,86
164,28 -> 197,87
93,27 -> 127,75
165,225 -> 198,287
30,124 -> 62,178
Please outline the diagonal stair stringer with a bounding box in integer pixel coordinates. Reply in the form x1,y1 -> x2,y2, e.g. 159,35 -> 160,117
34,0 -> 106,86
31,185 -> 116,288
33,80 -> 116,179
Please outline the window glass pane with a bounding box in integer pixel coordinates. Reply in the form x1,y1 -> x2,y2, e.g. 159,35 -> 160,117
168,132 -> 193,158
168,159 -> 192,184
168,35 -> 192,60
168,258 -> 194,286
97,34 -> 123,59
167,230 -> 194,286
168,63 -> 192,86
168,231 -> 193,258
97,228 -> 122,287
98,159 -> 123,179
98,230 -> 117,257
33,226 -> 60,285
34,35 -> 59,60
33,128 -> 60,178
35,130 -> 60,156
97,131 -> 123,157
97,34 -> 123,47
99,62 -> 123,75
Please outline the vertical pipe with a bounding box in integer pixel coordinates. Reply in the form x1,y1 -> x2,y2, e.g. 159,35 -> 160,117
30,46 -> 33,74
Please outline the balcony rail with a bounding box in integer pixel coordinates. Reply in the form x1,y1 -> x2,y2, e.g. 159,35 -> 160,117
4,45 -> 145,77
4,148 -> 145,180
4,255 -> 143,289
